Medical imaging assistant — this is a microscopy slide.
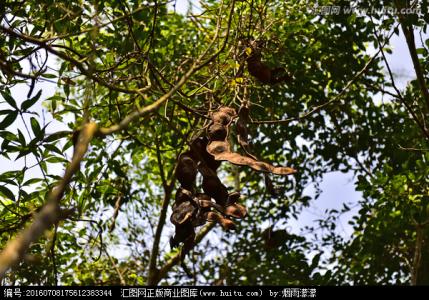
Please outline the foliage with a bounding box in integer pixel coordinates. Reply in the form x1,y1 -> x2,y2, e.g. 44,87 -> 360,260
1,0 -> 429,285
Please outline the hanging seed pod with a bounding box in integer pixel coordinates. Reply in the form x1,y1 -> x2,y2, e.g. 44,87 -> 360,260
193,193 -> 214,227
206,212 -> 236,230
175,188 -> 193,204
207,123 -> 228,141
202,175 -> 229,206
226,191 -> 241,206
198,198 -> 225,214
199,164 -> 229,206
236,119 -> 249,147
211,107 -> 237,125
206,140 -> 231,156
190,137 -> 221,171
171,201 -> 198,226
170,222 -> 195,249
207,142 -> 296,175
175,152 -> 197,189
224,203 -> 247,219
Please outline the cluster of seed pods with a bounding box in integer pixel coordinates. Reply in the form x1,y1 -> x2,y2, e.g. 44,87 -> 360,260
170,107 -> 247,252
170,106 -> 296,253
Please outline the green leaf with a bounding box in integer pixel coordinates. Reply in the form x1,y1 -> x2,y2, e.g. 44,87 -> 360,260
15,148 -> 32,161
0,109 -> 15,116
0,185 -> 15,201
46,156 -> 67,164
0,130 -> 18,142
0,89 -> 17,109
41,73 -> 57,79
44,130 -> 70,143
30,117 -> 42,138
17,129 -> 26,146
44,143 -> 64,156
0,111 -> 18,130
21,90 -> 42,111
23,178 -> 43,186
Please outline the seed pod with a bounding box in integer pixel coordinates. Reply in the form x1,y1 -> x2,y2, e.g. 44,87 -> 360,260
170,222 -> 195,249
211,112 -> 232,126
175,188 -> 193,204
175,153 -> 197,189
236,118 -> 249,147
202,174 -> 229,206
206,140 -> 230,156
211,107 -> 236,124
199,164 -> 229,206
207,123 -> 227,141
190,137 -> 221,171
225,203 -> 247,219
206,212 -> 236,230
226,191 -> 241,206
218,106 -> 237,117
171,201 -> 197,225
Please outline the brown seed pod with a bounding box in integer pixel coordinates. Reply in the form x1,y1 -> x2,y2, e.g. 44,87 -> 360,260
198,164 -> 229,206
170,222 -> 195,249
190,137 -> 221,171
224,203 -> 247,219
211,112 -> 231,126
236,119 -> 249,147
171,201 -> 197,225
206,212 -> 236,230
175,153 -> 197,189
206,140 -> 231,156
210,107 -> 237,125
218,106 -> 237,117
192,193 -> 214,227
198,199 -> 225,213
226,191 -> 241,206
206,142 -> 296,176
207,123 -> 228,141
202,174 -> 229,206
175,188 -> 193,204
247,52 -> 292,85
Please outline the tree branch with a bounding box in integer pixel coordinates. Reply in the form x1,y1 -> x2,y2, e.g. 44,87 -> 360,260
411,224 -> 423,285
371,21 -> 429,141
395,1 -> 429,111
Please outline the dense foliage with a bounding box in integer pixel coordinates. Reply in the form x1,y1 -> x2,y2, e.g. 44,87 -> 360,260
1,0 -> 429,285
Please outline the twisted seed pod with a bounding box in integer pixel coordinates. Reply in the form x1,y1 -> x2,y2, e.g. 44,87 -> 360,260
190,137 -> 221,171
206,212 -> 236,230
175,153 -> 197,189
207,123 -> 228,141
199,164 -> 229,206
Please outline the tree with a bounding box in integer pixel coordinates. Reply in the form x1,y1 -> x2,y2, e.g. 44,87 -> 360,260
0,0 -> 429,285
